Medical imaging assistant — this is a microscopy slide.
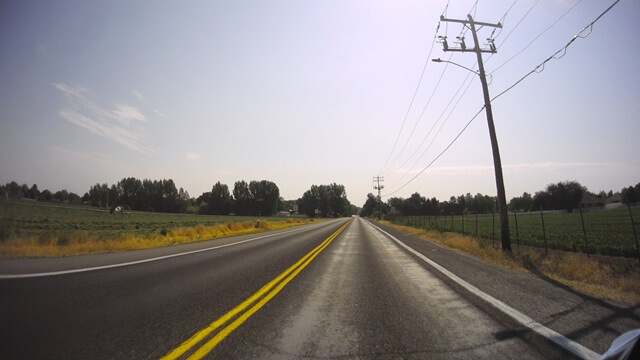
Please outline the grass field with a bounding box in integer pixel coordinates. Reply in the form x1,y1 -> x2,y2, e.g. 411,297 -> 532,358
388,206 -> 640,257
0,199 -> 315,256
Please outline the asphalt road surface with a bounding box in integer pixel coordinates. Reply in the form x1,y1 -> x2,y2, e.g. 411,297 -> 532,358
1,217 -> 582,359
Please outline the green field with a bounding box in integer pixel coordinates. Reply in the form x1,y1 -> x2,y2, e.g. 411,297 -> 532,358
388,206 -> 640,257
0,199 -> 291,241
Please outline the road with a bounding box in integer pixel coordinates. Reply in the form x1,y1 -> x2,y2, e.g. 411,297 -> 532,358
0,217 -> 591,359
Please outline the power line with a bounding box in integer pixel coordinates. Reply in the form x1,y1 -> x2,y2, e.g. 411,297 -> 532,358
385,106 -> 486,197
383,1 -> 481,176
378,28 -> 439,175
382,51 -> 455,176
491,0 -> 620,103
379,2 -> 450,175
495,0 -> 541,50
457,1 -> 479,40
489,0 -> 583,75
490,0 -> 519,40
384,0 -> 621,197
386,69 -> 476,189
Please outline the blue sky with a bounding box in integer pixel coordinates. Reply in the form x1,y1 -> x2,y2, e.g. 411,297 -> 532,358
1,0 -> 638,207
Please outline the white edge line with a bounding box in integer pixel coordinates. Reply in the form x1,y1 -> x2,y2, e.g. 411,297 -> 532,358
364,219 -> 601,360
0,222 -> 328,279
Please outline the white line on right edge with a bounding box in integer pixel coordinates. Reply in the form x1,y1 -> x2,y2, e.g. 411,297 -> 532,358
364,219 -> 600,360
0,220 -> 336,280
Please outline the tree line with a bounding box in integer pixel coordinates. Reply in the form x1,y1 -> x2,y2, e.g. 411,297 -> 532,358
196,180 -> 281,216
0,181 -> 82,203
2,178 -> 359,218
361,180 -> 640,217
296,183 -> 357,218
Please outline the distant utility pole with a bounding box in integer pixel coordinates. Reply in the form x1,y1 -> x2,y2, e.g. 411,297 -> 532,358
438,14 -> 512,252
373,176 -> 384,220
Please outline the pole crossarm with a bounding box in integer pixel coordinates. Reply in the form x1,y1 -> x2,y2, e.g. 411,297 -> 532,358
442,48 -> 496,54
440,15 -> 502,28
439,15 -> 500,53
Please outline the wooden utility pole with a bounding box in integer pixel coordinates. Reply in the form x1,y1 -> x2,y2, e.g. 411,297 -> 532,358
373,176 -> 384,220
439,14 -> 512,252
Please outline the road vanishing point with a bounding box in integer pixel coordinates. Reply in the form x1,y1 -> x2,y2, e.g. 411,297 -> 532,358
1,217 -> 637,359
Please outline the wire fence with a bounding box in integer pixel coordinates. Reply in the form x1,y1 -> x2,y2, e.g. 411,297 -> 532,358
387,204 -> 640,260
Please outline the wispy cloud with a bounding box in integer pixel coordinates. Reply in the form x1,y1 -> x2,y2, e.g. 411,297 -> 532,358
186,153 -> 200,163
53,83 -> 155,155
113,103 -> 146,122
131,90 -> 144,101
154,109 -> 167,118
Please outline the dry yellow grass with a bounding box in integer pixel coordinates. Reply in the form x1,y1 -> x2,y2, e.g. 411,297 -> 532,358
0,218 -> 317,257
379,220 -> 640,305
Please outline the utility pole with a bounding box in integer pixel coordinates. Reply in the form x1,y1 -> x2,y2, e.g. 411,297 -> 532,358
373,176 -> 384,220
438,14 -> 511,252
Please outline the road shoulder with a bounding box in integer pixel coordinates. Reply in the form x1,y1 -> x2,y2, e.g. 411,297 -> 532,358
368,219 -> 640,356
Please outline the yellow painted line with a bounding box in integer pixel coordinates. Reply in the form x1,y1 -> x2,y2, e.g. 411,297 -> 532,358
161,219 -> 352,360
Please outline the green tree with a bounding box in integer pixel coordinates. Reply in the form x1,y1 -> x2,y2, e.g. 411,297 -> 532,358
508,192 -> 532,212
403,192 -> 426,215
40,189 -> 53,201
361,193 -> 388,218
622,184 -> 640,204
249,180 -> 280,216
532,181 -> 584,211
117,177 -> 143,209
209,182 -> 232,215
28,184 -> 40,199
298,188 -> 318,217
327,183 -> 350,217
233,180 -> 252,215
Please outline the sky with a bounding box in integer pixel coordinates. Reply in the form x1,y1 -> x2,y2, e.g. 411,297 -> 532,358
1,0 -> 639,207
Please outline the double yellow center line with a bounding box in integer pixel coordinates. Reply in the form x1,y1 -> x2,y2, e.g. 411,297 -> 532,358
161,218 -> 353,360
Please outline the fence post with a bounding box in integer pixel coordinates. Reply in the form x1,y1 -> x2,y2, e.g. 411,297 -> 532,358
462,213 -> 465,234
626,201 -> 640,265
579,206 -> 590,258
514,212 -> 520,252
451,214 -> 454,232
475,212 -> 478,237
443,215 -> 447,232
540,206 -> 548,257
492,212 -> 495,247
435,214 -> 438,231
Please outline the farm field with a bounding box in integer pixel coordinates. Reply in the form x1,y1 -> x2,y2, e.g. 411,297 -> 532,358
388,205 -> 640,257
0,199 -> 315,257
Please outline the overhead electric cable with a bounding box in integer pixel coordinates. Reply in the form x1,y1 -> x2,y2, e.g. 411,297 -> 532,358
386,61 -> 476,177
491,0 -> 620,103
379,1 -> 450,175
490,0 -> 583,75
458,1 -> 478,39
385,106 -> 486,197
384,0 -> 621,197
382,51 -> 454,176
489,0 -> 519,40
387,73 -> 476,191
496,0 -> 541,50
